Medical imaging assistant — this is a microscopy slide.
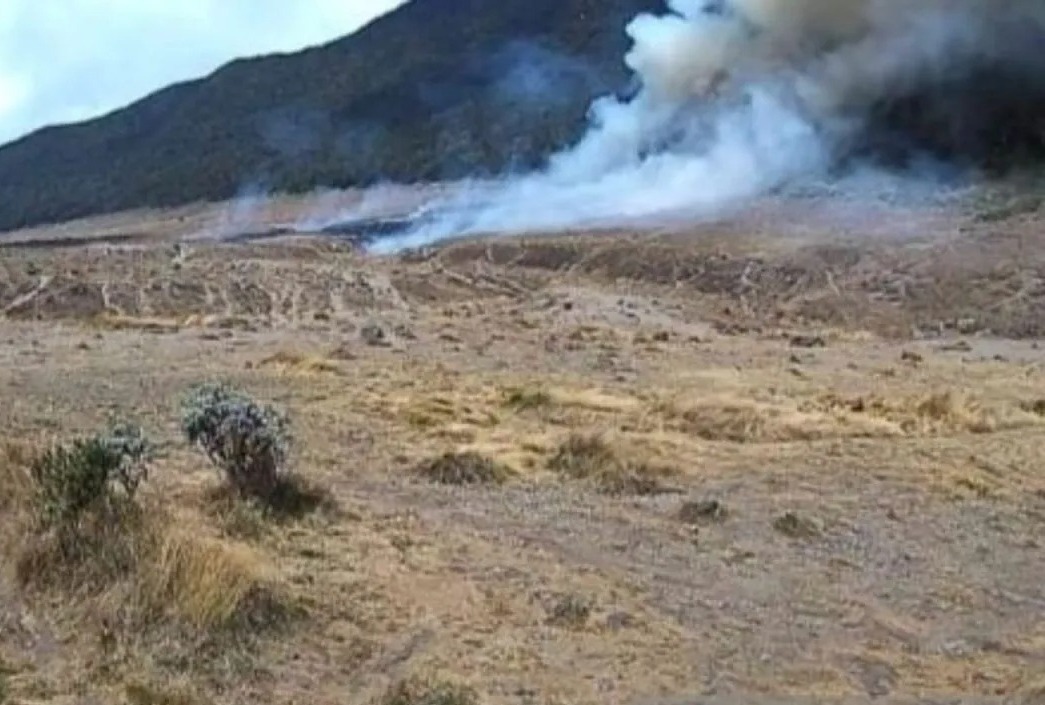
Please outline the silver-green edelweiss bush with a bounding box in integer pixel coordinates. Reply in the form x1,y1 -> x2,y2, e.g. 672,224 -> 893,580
181,384 -> 291,500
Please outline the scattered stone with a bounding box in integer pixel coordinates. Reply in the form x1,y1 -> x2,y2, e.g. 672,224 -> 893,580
393,324 -> 417,340
773,511 -> 823,539
360,321 -> 390,347
789,334 -> 826,349
678,499 -> 729,525
328,344 -> 358,361
605,611 -> 635,632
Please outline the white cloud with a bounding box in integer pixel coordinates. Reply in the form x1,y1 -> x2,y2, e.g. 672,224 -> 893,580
0,1 -> 405,144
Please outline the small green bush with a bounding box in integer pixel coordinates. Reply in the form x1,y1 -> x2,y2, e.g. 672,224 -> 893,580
181,384 -> 291,500
30,423 -> 152,528
20,423 -> 153,586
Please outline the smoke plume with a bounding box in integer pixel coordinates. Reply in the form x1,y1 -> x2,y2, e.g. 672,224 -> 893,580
368,0 -> 1045,252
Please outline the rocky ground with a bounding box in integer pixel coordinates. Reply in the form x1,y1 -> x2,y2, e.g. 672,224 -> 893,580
0,190 -> 1043,705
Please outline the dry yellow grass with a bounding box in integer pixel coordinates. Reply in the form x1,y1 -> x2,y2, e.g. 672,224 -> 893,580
133,526 -> 279,630
3,228 -> 1045,704
0,441 -> 32,513
257,350 -> 343,376
548,433 -> 678,495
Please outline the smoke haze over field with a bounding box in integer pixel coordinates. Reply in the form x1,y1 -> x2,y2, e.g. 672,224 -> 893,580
366,0 -> 1045,252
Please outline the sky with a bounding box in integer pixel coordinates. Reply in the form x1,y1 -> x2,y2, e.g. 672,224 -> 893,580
0,1 -> 406,145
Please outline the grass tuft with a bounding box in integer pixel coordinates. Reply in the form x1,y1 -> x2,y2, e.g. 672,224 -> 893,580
415,452 -> 514,486
546,593 -> 593,629
502,386 -> 553,411
548,434 -> 677,496
124,679 -> 202,705
378,676 -> 480,705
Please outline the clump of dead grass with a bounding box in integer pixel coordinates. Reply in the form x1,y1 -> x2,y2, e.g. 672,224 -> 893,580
132,527 -> 287,632
502,386 -> 553,411
773,511 -> 824,540
546,593 -> 593,630
548,433 -> 677,496
91,313 -> 183,334
657,388 -> 1037,445
414,452 -> 514,486
0,441 -> 32,514
1020,399 -> 1045,417
204,475 -> 338,539
811,390 -> 1037,435
123,678 -> 202,705
377,676 -> 480,705
256,350 -> 341,376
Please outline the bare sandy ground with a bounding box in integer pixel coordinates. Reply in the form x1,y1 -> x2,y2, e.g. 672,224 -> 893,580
0,189 -> 1044,705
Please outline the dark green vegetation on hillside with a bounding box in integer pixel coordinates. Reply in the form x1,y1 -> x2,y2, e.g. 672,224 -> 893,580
0,0 -> 660,232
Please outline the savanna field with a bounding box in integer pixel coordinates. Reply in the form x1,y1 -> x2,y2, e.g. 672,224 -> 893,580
0,193 -> 1043,705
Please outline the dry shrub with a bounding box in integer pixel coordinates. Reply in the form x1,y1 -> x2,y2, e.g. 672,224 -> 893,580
548,434 -> 677,496
205,475 -> 338,538
415,452 -> 514,486
378,676 -> 480,705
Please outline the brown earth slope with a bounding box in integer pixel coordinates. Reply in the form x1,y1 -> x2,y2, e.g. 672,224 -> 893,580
0,201 -> 1044,704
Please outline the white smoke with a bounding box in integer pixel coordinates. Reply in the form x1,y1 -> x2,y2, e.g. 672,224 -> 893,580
365,0 -> 1045,253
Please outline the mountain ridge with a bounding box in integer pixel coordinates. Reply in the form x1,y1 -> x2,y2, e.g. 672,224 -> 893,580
0,0 -> 660,232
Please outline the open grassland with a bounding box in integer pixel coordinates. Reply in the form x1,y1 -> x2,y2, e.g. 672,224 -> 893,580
1,211 -> 1044,704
